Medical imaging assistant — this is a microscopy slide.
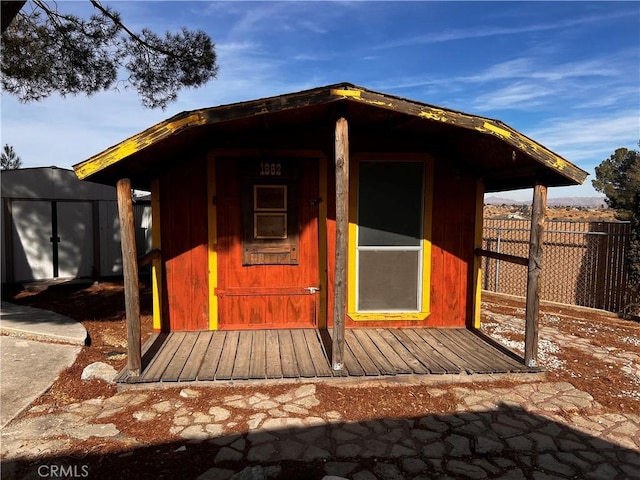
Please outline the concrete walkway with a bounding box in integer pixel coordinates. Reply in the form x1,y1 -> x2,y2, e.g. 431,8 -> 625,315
0,302 -> 86,428
1,302 -> 639,479
1,381 -> 639,479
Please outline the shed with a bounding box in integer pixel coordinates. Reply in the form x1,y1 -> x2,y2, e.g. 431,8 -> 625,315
73,83 -> 587,382
1,166 -> 151,282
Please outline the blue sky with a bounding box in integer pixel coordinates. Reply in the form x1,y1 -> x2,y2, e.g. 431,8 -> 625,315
2,1 -> 639,200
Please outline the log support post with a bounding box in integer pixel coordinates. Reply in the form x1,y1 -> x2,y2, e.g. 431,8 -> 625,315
332,117 -> 349,371
116,178 -> 142,376
524,183 -> 547,367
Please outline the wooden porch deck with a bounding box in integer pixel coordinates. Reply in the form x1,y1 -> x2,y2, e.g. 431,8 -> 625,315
115,328 -> 538,384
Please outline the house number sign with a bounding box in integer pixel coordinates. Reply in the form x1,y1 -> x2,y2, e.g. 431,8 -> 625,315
259,162 -> 282,176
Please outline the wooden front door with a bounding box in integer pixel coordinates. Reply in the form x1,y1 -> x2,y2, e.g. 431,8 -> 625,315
216,157 -> 320,329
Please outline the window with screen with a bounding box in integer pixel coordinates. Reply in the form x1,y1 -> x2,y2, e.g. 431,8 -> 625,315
356,161 -> 424,311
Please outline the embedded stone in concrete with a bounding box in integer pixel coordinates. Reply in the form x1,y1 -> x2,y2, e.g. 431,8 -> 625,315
302,445 -> 331,461
230,438 -> 246,451
422,441 -> 448,458
133,410 -> 157,421
274,392 -> 294,403
282,404 -> 309,415
336,443 -> 361,457
360,438 -> 388,458
373,463 -> 404,480
196,467 -> 235,480
151,400 -> 174,413
174,416 -> 191,426
180,388 -> 200,398
247,443 -> 276,462
538,453 -> 577,476
261,417 -> 305,430
252,400 -> 279,409
180,425 -> 208,441
214,447 -> 244,463
324,462 -> 359,477
446,460 -> 488,479
72,423 -> 120,440
292,395 -> 320,408
81,362 -> 117,383
193,412 -> 212,424
389,444 -> 416,457
294,384 -> 316,398
205,424 -> 224,436
247,413 -> 267,429
401,458 -> 427,475
352,472 -> 377,480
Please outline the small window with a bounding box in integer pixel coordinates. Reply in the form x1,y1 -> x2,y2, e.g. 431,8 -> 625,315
241,176 -> 298,265
254,185 -> 287,211
254,213 -> 287,239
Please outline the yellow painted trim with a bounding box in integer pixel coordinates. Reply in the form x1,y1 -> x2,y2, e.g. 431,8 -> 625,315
207,153 -> 218,330
318,155 -> 328,329
347,154 -> 433,322
150,179 -> 162,331
472,180 -> 485,329
347,158 -> 358,315
349,313 -> 430,321
74,113 -> 208,180
478,121 -> 512,140
330,88 -> 362,99
422,157 -> 434,319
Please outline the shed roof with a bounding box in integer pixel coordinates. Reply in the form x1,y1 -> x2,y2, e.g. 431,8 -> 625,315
73,83 -> 587,192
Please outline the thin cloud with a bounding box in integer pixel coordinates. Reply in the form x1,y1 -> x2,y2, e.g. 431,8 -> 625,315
375,10 -> 631,49
526,112 -> 640,165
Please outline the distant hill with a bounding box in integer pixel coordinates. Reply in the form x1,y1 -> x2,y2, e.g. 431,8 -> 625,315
485,196 -> 607,208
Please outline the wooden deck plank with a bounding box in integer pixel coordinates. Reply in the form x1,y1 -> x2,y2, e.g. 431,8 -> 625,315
117,327 -> 538,385
231,331 -> 253,380
377,329 -> 429,374
278,330 -> 299,378
163,332 -> 199,381
396,329 -> 457,373
197,331 -> 226,380
249,330 -> 266,379
326,328 -> 364,376
469,329 -> 537,371
365,329 -> 413,374
435,329 -> 495,372
426,329 -> 487,373
463,329 -> 528,370
215,331 -> 240,380
142,332 -> 186,382
179,332 -> 213,381
444,329 -> 520,372
115,333 -> 162,382
413,328 -> 474,372
344,330 -> 381,376
291,330 -> 316,378
304,329 -> 333,377
265,330 -> 283,379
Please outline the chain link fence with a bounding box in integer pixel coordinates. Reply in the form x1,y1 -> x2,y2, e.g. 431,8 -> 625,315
482,219 -> 634,314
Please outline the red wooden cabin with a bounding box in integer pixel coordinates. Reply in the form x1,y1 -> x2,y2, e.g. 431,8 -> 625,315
74,84 -> 587,381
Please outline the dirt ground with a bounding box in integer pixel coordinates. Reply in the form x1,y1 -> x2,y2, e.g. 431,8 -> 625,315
2,280 -> 639,477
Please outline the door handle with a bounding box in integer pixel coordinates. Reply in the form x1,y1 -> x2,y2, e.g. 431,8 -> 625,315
304,287 -> 320,294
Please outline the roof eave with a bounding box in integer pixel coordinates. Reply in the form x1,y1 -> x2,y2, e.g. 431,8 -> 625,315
74,83 -> 588,188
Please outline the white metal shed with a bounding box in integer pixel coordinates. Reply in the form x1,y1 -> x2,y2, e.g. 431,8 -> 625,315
1,167 -> 150,282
